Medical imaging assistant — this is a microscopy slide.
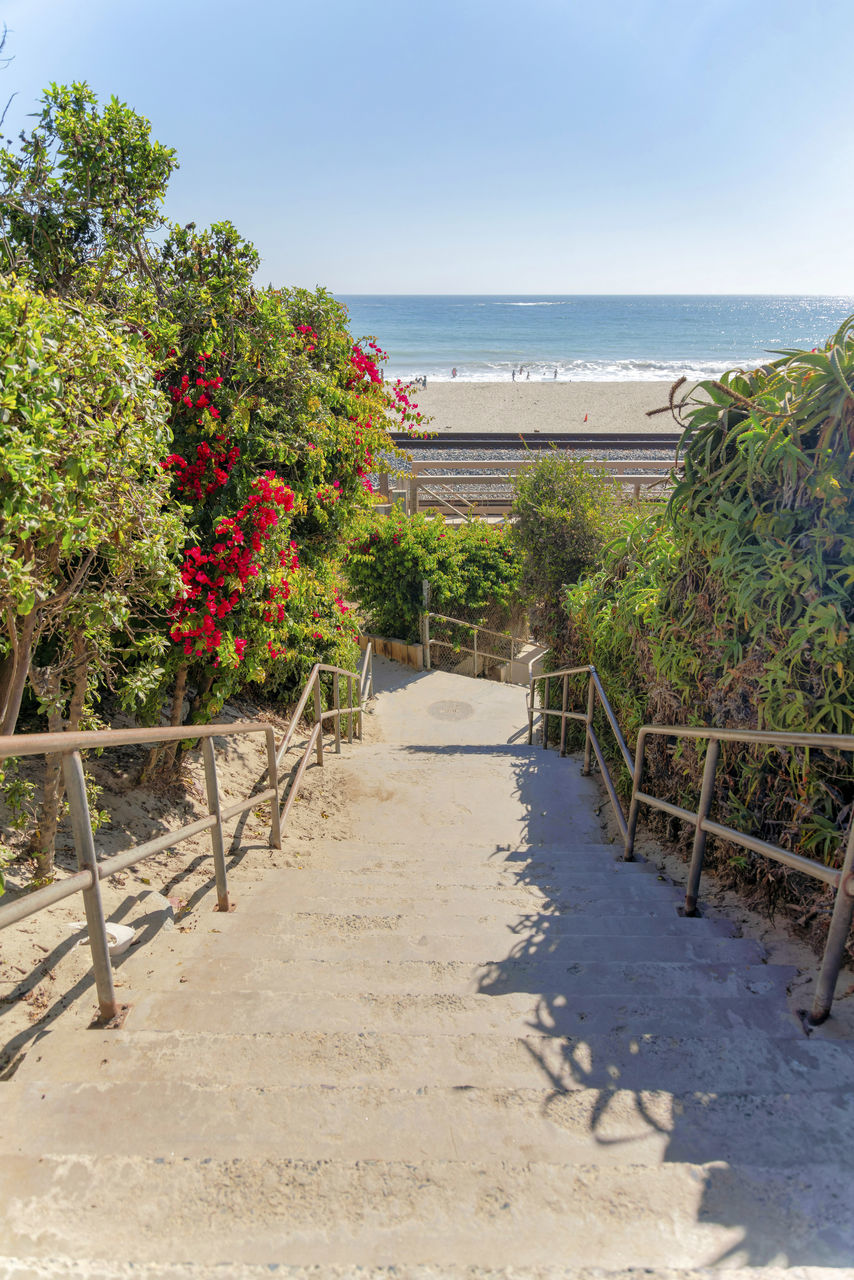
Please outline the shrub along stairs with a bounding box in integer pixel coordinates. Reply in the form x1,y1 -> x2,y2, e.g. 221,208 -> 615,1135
2,658 -> 854,1276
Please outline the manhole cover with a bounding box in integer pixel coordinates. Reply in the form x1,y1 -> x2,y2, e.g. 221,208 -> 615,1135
428,700 -> 475,721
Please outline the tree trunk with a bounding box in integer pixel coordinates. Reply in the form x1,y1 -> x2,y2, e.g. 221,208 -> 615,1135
33,639 -> 90,878
0,610 -> 37,736
161,662 -> 189,772
0,649 -> 16,729
141,663 -> 188,782
188,672 -> 214,725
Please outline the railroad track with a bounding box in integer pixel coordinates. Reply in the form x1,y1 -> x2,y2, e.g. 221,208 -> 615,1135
390,430 -> 682,452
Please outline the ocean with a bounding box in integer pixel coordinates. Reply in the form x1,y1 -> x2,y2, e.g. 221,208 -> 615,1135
337,295 -> 854,383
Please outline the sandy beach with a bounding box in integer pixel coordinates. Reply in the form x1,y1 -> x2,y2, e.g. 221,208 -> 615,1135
407,380 -> 685,435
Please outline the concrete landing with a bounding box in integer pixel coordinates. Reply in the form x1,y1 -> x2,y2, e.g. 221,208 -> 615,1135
2,659 -> 853,1274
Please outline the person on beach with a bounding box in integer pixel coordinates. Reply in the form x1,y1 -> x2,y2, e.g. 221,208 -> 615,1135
553,368 -> 557,379
451,367 -> 457,379
512,370 -> 515,381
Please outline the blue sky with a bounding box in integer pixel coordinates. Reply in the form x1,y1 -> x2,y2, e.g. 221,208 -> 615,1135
3,0 -> 853,294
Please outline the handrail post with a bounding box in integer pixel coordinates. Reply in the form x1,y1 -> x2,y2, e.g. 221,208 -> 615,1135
265,728 -> 282,849
527,678 -> 535,746
624,730 -> 647,861
347,675 -> 354,745
202,737 -> 230,911
313,675 -> 324,765
685,737 -> 720,915
473,625 -> 478,678
542,676 -> 551,750
63,749 -> 121,1023
559,674 -> 570,756
424,612 -> 431,670
582,672 -> 595,775
333,672 -> 341,753
810,818 -> 854,1024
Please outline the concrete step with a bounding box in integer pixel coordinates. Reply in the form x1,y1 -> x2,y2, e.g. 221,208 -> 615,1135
0,1260 -> 839,1280
275,850 -> 657,879
127,986 -> 801,1037
6,1077 -> 854,1169
162,928 -> 763,967
2,1154 -> 851,1268
242,866 -> 688,903
19,1026 -> 852,1094
130,956 -> 788,1000
200,895 -> 736,936
287,840 -> 637,863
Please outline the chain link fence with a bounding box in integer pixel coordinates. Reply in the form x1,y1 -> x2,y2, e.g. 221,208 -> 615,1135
423,613 -> 514,679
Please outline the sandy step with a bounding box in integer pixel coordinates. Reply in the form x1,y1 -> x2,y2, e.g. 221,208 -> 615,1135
167,916 -> 763,964
5,1077 -> 854,1169
127,986 -> 801,1037
17,1026 -> 852,1094
2,1155 -> 851,1268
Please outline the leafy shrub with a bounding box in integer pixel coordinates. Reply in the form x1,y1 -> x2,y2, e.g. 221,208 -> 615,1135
345,510 -> 520,643
511,452 -> 618,652
561,324 -> 854,937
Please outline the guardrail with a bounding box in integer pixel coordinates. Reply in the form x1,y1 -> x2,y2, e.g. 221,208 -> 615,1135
0,646 -> 373,1025
376,458 -> 676,518
529,662 -> 854,1025
423,612 -> 547,686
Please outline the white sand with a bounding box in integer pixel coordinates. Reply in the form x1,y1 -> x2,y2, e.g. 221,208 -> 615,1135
407,380 -> 686,436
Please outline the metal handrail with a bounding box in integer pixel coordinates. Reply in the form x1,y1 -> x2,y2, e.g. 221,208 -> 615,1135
0,645 -> 373,1025
528,662 -> 854,1025
423,611 -> 534,679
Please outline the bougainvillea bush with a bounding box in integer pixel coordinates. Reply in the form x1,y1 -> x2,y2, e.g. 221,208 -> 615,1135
560,325 -> 854,937
345,510 -> 521,643
144,228 -> 425,736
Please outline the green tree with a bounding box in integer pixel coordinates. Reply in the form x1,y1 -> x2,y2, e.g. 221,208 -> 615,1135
0,81 -> 177,298
0,280 -> 184,869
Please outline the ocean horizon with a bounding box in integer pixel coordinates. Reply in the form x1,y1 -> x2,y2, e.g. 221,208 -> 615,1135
337,294 -> 854,383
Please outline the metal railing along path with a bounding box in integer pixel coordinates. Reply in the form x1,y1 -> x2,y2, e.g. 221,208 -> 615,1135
0,646 -> 373,1025
529,663 -> 854,1025
382,463 -> 675,519
423,611 -> 547,685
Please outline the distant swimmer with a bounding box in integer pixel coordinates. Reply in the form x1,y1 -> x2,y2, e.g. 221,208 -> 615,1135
553,368 -> 557,379
526,371 -> 530,380
511,370 -> 516,381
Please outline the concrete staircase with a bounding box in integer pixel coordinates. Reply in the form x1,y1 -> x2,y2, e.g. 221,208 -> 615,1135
2,660 -> 854,1276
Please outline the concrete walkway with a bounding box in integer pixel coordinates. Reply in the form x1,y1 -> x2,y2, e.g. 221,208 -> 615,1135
2,659 -> 854,1276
